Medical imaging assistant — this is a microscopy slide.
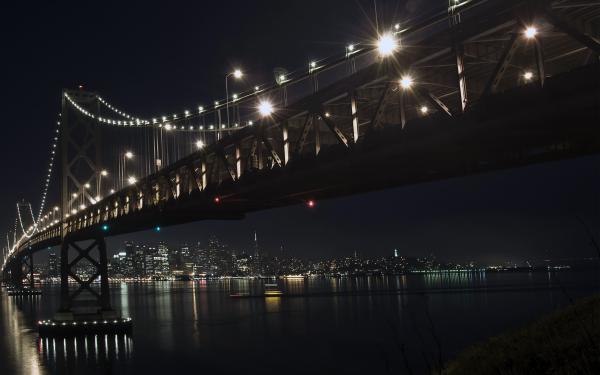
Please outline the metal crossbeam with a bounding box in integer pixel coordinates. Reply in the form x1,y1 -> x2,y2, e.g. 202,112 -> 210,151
545,10 -> 600,55
370,81 -> 395,128
415,88 -> 453,117
482,31 -> 520,96
258,128 -> 282,167
455,43 -> 469,112
59,236 -> 111,312
319,111 -> 350,147
295,113 -> 313,155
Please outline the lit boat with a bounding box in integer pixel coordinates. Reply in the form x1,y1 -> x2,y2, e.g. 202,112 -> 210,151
264,283 -> 283,296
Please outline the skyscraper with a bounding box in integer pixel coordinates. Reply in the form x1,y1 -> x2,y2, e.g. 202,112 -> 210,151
48,249 -> 58,277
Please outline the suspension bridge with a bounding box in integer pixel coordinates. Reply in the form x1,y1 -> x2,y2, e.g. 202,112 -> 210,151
1,0 -> 599,335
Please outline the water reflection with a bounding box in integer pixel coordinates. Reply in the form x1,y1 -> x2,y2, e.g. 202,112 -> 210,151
1,271 -> 598,375
38,333 -> 132,373
0,291 -> 44,375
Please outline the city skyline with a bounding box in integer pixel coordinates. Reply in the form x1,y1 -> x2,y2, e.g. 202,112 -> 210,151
2,0 -> 599,265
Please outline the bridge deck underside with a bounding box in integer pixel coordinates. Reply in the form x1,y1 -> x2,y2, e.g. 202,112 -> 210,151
5,0 -> 600,267
15,62 -> 600,254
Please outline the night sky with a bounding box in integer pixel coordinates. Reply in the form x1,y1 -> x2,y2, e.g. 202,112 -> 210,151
1,1 -> 599,264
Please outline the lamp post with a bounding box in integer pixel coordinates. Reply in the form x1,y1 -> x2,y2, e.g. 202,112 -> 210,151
97,169 -> 108,201
123,151 -> 133,189
225,69 -> 243,128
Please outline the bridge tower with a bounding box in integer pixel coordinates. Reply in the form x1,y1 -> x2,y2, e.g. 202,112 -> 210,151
55,89 -> 116,320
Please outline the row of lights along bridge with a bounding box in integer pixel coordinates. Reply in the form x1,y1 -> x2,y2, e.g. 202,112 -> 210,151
39,23 -> 542,227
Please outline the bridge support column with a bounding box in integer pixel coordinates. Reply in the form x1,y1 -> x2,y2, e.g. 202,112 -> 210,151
11,259 -> 23,288
57,236 -> 113,319
37,235 -> 131,336
22,253 -> 35,289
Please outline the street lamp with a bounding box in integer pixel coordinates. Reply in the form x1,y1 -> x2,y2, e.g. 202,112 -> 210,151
123,151 -> 133,189
226,68 -> 243,128
377,33 -> 397,57
524,26 -> 537,39
258,100 -> 274,117
399,75 -> 414,89
97,169 -> 108,200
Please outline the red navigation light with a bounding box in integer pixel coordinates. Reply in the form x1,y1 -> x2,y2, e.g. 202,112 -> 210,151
214,196 -> 221,204
306,199 -> 316,208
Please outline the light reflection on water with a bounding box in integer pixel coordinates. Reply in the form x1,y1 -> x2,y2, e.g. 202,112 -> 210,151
0,271 -> 598,375
38,334 -> 133,373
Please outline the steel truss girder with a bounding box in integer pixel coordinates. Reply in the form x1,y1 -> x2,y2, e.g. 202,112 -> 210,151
318,110 -> 350,147
545,9 -> 600,55
216,146 -> 237,181
295,113 -> 313,155
455,42 -> 469,112
415,88 -> 454,118
482,31 -> 520,96
257,128 -> 283,167
370,80 -> 395,128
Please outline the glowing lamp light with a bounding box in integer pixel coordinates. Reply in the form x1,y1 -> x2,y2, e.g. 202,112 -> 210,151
127,176 -> 137,185
84,183 -> 91,189
213,196 -> 221,204
420,106 -> 429,114
110,189 -> 115,194
258,100 -> 274,117
233,69 -> 243,79
523,71 -> 534,81
195,140 -> 205,149
524,26 -> 538,39
155,226 -> 161,232
377,33 -> 397,57
102,224 -> 109,231
101,170 -> 108,176
125,151 -> 134,159
306,199 -> 316,208
399,75 -> 414,89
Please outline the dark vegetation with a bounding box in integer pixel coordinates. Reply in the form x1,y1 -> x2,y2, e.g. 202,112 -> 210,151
441,295 -> 600,375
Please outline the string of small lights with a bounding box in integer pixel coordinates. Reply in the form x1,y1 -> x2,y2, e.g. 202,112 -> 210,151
66,92 -> 256,132
16,202 -> 36,239
36,116 -> 62,222
97,96 -> 145,123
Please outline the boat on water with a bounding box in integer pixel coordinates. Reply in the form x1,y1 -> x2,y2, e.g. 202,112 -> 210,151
229,283 -> 283,298
264,283 -> 283,296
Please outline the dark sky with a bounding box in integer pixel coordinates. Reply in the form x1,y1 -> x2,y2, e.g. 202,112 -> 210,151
1,1 -> 599,264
